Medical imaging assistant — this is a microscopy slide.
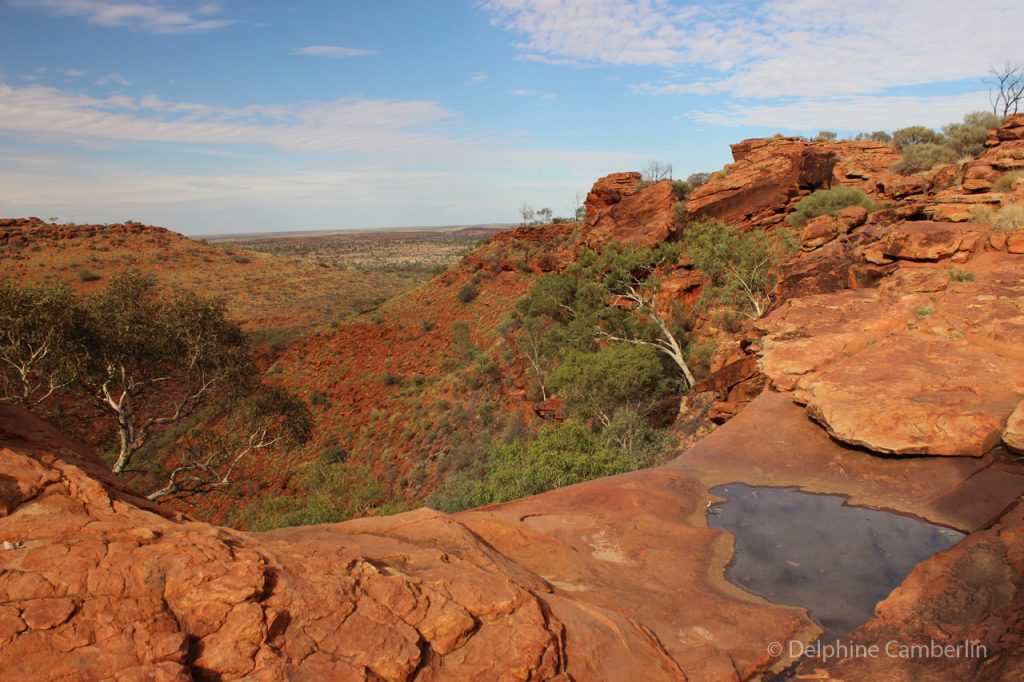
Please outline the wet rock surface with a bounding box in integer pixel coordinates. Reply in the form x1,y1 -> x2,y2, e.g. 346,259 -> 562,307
707,484 -> 963,640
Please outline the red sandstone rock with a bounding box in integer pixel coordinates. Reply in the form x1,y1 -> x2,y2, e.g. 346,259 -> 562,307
684,138 -> 837,229
836,205 -> 868,229
0,402 -> 820,681
1008,230 -> 1024,254
582,173 -> 677,248
881,221 -> 967,260
1005,401 -> 1024,453
800,215 -> 841,250
758,252 -> 1024,456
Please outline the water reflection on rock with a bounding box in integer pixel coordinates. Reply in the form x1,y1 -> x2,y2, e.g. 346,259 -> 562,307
708,483 -> 964,639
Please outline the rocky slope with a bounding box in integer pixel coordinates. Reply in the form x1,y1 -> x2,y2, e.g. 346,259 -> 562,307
0,217 -> 425,334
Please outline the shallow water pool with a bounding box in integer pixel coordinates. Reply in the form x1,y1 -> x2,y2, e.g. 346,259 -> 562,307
707,483 -> 964,639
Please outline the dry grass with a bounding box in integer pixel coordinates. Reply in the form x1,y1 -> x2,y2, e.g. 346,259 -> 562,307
993,170 -> 1024,193
970,203 -> 1024,232
0,222 -> 485,335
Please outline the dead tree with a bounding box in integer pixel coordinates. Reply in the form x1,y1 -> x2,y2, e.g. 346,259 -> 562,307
988,61 -> 1024,117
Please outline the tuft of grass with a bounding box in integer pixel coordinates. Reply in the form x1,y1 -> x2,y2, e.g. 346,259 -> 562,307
77,268 -> 101,282
975,203 -> 1024,232
916,305 -> 936,318
947,268 -> 975,282
457,283 -> 479,303
993,170 -> 1024,193
994,204 -> 1024,232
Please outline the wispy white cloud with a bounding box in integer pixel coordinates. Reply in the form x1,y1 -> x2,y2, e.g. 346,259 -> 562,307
485,0 -> 1024,100
690,92 -> 992,131
292,45 -> 376,59
63,68 -> 86,79
94,72 -> 131,86
467,72 -> 487,85
0,81 -> 639,179
8,0 -> 235,34
0,82 -> 458,158
510,88 -> 556,101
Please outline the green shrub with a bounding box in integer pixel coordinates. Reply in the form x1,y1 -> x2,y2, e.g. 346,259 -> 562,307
683,218 -> 787,319
942,111 -> 1002,158
550,344 -> 672,423
352,296 -> 384,314
600,410 -> 671,467
319,444 -> 347,464
428,420 -> 634,512
786,187 -> 878,227
892,126 -> 944,149
994,171 -> 1024,193
239,495 -> 340,531
893,143 -> 958,174
686,172 -> 711,187
853,131 -> 892,143
78,269 -> 101,282
685,338 -> 719,379
671,179 -> 692,201
947,268 -> 975,282
419,318 -> 435,331
457,283 -> 479,303
814,130 -> 837,142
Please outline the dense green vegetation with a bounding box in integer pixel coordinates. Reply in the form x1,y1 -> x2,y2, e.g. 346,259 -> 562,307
684,219 -> 796,320
428,418 -> 656,512
892,111 -> 1002,174
239,459 -> 391,531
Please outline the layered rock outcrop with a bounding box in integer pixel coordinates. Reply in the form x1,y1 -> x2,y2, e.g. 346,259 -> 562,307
582,172 -> 677,248
751,115 -> 1024,457
683,137 -> 898,231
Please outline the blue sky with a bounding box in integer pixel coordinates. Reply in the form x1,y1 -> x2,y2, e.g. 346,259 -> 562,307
0,1 -> 1020,234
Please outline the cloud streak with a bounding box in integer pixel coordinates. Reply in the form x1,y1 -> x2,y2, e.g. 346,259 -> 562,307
292,45 -> 376,58
8,0 -> 235,33
0,82 -> 457,157
690,91 -> 993,132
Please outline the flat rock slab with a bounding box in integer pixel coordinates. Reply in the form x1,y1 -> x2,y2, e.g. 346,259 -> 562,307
670,391 -> 1024,533
459,466 -> 820,681
758,252 -> 1024,456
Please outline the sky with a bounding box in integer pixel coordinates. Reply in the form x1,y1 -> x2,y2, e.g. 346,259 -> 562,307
0,1 -> 1021,235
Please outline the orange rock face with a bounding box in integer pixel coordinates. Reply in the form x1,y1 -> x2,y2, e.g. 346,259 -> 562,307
582,172 -> 677,248
758,251 -> 1024,456
0,402 -> 824,681
683,137 -> 897,232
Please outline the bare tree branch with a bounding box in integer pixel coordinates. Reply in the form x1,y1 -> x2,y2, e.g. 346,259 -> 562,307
988,61 -> 1024,117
